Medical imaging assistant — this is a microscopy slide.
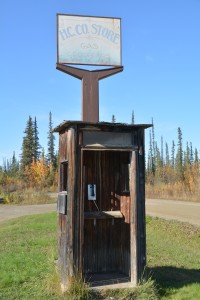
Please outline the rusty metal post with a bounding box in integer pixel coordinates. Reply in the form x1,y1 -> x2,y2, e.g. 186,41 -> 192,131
56,63 -> 123,122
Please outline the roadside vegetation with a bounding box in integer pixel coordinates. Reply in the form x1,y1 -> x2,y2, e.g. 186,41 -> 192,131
0,213 -> 199,299
0,112 -> 58,204
0,189 -> 55,205
146,120 -> 200,202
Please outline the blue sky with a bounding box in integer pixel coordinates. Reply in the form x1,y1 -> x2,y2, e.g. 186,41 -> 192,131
1,0 -> 200,164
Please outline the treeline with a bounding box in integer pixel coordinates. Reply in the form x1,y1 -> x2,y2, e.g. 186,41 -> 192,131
146,120 -> 200,200
108,112 -> 200,199
0,112 -> 58,191
1,112 -> 200,199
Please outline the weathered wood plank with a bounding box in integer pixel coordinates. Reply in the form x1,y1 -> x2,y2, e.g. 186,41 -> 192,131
130,150 -> 138,285
84,210 -> 123,219
137,129 -> 146,279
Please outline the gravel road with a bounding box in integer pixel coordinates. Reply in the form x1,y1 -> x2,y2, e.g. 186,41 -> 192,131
0,203 -> 57,225
146,198 -> 200,227
0,199 -> 199,227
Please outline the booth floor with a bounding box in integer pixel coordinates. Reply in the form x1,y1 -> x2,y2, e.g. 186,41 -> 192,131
85,272 -> 135,289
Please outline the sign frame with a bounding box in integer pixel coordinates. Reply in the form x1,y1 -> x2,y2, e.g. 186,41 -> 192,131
57,14 -> 122,67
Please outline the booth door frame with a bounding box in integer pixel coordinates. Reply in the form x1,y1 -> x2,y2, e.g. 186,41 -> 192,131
80,148 -> 139,284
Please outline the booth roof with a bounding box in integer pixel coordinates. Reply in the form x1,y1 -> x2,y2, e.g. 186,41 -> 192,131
53,120 -> 152,133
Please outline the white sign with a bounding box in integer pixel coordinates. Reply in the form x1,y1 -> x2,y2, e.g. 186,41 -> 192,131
57,14 -> 122,66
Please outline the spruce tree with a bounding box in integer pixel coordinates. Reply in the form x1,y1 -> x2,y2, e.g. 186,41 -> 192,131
171,140 -> 175,169
10,152 -> 19,176
3,158 -> 7,173
155,142 -> 162,170
184,141 -> 190,168
165,142 -> 170,165
47,112 -> 56,168
147,130 -> 155,175
189,142 -> 194,164
131,110 -> 134,124
20,116 -> 34,171
33,117 -> 41,161
175,127 -> 184,180
194,148 -> 199,163
112,114 -> 116,123
150,119 -> 156,174
161,136 -> 164,167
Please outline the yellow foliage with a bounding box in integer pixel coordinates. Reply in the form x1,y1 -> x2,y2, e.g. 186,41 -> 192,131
25,158 -> 49,188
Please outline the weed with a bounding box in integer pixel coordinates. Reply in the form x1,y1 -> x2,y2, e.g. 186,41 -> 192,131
136,277 -> 159,300
1,189 -> 56,204
146,182 -> 200,202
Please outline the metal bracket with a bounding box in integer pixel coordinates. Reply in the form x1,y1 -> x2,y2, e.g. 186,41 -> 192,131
56,63 -> 123,122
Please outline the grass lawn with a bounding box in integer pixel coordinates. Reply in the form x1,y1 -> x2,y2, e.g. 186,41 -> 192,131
146,216 -> 200,299
0,213 -> 199,299
0,213 -> 58,299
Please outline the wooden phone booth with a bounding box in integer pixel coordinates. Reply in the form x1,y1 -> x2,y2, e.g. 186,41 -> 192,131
55,120 -> 150,290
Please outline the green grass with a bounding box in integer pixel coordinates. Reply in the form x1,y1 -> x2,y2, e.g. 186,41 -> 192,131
0,214 -> 199,299
146,216 -> 200,299
0,213 -> 58,299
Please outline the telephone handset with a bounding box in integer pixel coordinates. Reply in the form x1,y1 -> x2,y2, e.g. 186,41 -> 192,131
88,184 -> 96,200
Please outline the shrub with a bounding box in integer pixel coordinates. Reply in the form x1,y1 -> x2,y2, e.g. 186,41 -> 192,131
2,190 -> 54,204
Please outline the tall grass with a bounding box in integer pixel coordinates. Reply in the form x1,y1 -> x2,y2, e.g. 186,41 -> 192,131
0,189 -> 56,204
146,181 -> 200,202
